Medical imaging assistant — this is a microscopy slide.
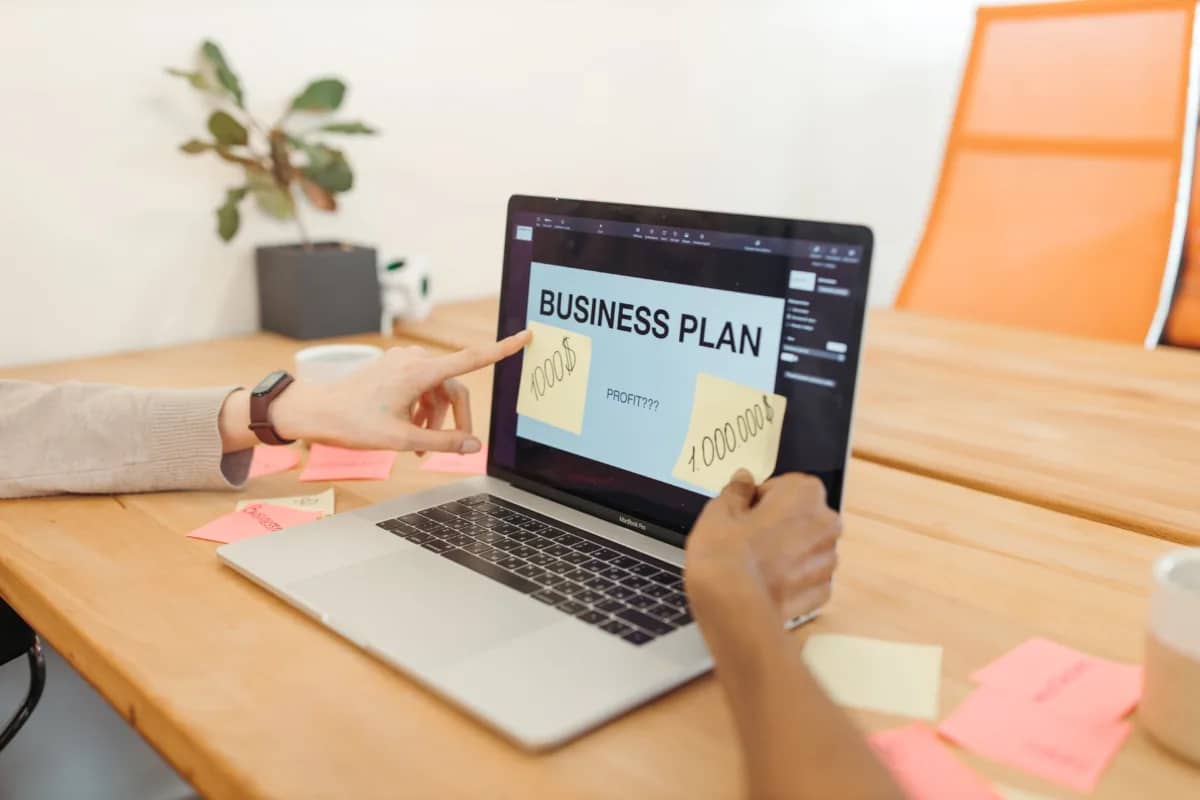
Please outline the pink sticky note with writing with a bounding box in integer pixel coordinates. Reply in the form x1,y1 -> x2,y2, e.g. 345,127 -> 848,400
248,445 -> 302,478
938,687 -> 1130,793
971,638 -> 1143,723
299,443 -> 397,482
870,724 -> 1000,800
187,503 -> 321,544
419,445 -> 488,475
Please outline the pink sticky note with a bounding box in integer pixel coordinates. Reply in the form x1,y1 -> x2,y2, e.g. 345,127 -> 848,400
419,445 -> 488,475
870,724 -> 1000,800
187,503 -> 321,544
248,445 -> 302,478
938,687 -> 1130,793
971,637 -> 1143,723
299,443 -> 397,482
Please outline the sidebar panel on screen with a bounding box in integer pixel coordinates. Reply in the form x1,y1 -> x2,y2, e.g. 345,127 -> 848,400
771,242 -> 864,508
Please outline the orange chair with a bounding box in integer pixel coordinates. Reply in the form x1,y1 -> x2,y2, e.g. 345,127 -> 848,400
1165,268 -> 1200,347
1164,159 -> 1200,347
898,0 -> 1198,346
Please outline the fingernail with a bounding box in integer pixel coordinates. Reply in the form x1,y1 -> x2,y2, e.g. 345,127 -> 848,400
460,437 -> 481,454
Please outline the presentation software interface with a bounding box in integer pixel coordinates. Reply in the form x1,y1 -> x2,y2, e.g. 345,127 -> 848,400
492,209 -> 868,534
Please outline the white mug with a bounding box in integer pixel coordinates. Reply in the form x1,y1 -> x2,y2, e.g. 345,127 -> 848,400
1141,547 -> 1200,764
294,344 -> 382,384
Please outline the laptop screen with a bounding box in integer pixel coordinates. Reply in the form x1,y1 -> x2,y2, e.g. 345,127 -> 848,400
489,196 -> 872,544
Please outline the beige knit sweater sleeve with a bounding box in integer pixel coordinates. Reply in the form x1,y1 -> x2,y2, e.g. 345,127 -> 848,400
0,381 -> 253,499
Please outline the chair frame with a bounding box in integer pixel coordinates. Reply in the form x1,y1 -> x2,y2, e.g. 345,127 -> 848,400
0,638 -> 45,752
0,597 -> 46,752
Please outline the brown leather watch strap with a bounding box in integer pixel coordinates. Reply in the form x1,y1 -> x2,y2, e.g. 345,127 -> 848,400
249,370 -> 296,446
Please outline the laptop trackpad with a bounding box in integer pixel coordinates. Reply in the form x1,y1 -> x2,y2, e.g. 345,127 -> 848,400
285,548 -> 560,673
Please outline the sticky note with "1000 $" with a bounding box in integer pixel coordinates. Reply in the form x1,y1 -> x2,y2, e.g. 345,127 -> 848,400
672,373 -> 788,494
516,320 -> 593,435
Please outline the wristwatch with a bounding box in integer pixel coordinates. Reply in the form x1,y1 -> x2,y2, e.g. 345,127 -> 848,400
249,370 -> 297,446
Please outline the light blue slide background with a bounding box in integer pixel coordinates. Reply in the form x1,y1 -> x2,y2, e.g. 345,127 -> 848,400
516,261 -> 785,495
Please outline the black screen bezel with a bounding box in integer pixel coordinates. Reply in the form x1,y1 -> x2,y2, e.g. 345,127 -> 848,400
487,194 -> 874,547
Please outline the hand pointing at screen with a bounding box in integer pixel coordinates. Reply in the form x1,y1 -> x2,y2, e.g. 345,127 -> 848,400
217,330 -> 533,455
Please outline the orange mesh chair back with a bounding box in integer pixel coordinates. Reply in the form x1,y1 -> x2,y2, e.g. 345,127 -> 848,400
898,0 -> 1198,346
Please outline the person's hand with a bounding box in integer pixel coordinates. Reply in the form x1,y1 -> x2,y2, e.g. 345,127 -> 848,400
685,469 -> 841,630
269,330 -> 530,454
684,472 -> 903,800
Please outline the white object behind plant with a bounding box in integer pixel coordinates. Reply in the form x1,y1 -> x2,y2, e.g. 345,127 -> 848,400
380,255 -> 434,333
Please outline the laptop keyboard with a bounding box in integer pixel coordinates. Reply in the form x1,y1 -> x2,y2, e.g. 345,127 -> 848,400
375,494 -> 690,646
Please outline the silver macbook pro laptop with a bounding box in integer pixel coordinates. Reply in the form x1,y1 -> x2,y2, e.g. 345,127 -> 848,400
219,195 -> 873,749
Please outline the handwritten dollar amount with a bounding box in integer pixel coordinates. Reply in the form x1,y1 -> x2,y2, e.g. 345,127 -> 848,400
685,394 -> 775,472
528,337 -> 578,400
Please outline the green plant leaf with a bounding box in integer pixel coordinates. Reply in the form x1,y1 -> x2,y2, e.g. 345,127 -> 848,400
255,186 -> 296,219
216,204 -> 239,241
290,79 -> 346,112
179,139 -> 213,154
216,187 -> 248,242
299,144 -> 353,193
207,111 -> 248,147
201,40 -> 244,108
166,67 -> 210,90
247,172 -> 295,219
303,156 -> 353,194
305,142 -> 335,169
284,137 -> 353,192
311,121 -> 377,135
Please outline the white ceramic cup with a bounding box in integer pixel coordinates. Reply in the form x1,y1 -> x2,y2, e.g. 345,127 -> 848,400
294,344 -> 382,384
1141,547 -> 1200,764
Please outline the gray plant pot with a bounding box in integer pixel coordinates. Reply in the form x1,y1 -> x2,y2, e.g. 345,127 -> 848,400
255,242 -> 382,339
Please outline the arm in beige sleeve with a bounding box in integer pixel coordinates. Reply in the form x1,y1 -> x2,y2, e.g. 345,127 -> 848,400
0,380 -> 253,499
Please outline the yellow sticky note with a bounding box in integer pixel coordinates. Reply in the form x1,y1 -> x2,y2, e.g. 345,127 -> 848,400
237,488 -> 335,518
672,373 -> 788,494
802,634 -> 942,720
516,320 -> 592,435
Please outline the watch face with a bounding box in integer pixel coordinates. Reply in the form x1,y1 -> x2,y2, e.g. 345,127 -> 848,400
252,370 -> 288,397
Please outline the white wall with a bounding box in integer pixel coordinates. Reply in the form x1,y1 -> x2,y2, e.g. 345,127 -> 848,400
1,0 -> 1003,367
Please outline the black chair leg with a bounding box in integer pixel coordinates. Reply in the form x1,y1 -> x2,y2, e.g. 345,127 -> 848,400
0,636 -> 45,752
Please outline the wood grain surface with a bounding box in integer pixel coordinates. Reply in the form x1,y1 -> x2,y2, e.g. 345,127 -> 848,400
0,324 -> 1195,797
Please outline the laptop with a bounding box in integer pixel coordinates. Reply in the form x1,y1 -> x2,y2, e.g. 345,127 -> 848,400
219,195 -> 873,749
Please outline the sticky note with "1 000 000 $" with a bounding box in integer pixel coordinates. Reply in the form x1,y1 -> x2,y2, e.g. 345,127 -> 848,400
516,320 -> 593,435
672,373 -> 788,494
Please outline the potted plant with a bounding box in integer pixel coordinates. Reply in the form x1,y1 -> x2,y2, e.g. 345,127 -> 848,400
167,40 -> 383,339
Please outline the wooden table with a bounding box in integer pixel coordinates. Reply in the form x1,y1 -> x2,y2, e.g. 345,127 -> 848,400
858,310 -> 1200,546
401,299 -> 1200,546
0,319 -> 1197,798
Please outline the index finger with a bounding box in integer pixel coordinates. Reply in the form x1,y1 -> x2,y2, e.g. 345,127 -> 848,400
425,329 -> 531,383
